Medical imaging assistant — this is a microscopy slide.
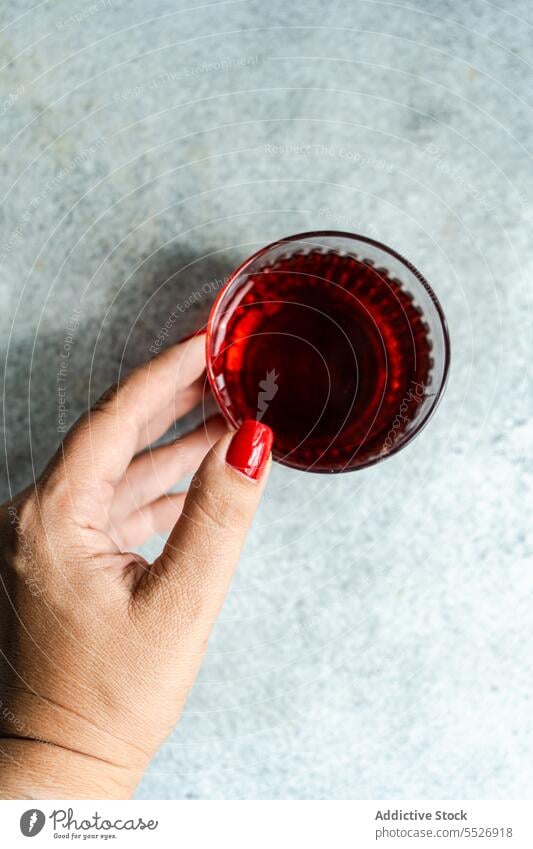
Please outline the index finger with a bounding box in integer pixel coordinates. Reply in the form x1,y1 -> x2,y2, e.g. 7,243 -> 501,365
61,334 -> 207,492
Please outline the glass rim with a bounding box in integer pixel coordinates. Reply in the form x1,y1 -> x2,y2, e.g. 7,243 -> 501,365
206,230 -> 451,473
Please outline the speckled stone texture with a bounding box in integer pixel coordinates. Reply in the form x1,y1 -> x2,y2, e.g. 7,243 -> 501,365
1,0 -> 532,799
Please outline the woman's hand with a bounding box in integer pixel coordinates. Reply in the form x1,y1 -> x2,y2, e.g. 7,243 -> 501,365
0,335 -> 272,799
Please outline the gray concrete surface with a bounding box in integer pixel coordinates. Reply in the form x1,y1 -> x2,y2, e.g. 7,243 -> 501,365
1,0 -> 532,799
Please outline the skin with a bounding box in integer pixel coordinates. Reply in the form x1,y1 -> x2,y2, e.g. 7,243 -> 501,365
0,335 -> 270,798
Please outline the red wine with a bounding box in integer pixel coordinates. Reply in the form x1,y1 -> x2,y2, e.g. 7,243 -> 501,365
211,249 -> 433,471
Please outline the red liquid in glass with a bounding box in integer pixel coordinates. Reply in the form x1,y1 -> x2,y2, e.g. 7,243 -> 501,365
211,249 -> 432,471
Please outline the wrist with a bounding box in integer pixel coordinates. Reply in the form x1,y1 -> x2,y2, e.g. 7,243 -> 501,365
0,738 -> 141,799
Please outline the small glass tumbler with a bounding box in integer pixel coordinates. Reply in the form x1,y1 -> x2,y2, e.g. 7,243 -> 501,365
206,231 -> 450,473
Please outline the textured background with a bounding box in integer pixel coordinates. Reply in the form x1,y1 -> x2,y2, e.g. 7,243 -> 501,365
1,0 -> 532,799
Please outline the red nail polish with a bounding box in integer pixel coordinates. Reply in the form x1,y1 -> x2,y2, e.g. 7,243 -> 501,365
226,420 -> 273,480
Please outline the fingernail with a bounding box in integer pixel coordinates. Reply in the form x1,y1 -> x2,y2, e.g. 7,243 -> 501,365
226,420 -> 273,480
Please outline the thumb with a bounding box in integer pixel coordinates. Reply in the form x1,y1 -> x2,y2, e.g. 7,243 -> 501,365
135,420 -> 273,638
